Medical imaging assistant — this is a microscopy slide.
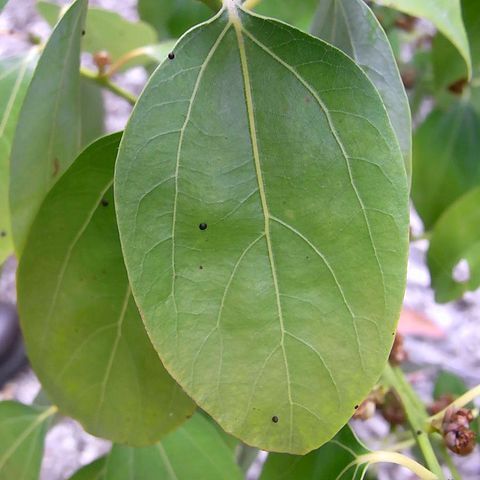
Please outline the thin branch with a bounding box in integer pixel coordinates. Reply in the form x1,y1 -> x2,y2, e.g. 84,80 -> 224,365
80,67 -> 137,106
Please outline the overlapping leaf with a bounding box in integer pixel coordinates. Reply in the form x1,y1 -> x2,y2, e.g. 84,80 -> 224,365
115,4 -> 409,454
312,0 -> 411,179
0,401 -> 55,479
69,414 -> 243,480
432,0 -> 480,90
260,426 -> 369,480
252,0 -> 317,31
10,0 -> 87,254
428,187 -> 480,303
412,101 -> 480,230
17,133 -> 195,445
37,1 -> 157,64
138,0 -> 213,39
372,0 -> 472,79
0,51 -> 36,264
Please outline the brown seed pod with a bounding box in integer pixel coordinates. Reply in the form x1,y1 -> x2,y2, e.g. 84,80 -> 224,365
444,426 -> 476,456
380,390 -> 406,426
428,394 -> 455,416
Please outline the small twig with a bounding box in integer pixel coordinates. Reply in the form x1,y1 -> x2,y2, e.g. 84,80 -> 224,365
383,365 -> 445,479
80,67 -> 137,106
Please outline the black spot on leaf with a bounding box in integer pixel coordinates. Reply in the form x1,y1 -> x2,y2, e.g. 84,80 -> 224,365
354,405 -> 359,410
199,223 -> 207,231
101,199 -> 109,207
272,415 -> 279,423
168,52 -> 175,60
0,231 -> 6,238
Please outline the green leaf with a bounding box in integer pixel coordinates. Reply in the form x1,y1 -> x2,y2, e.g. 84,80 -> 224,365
69,414 -> 243,480
0,0 -> 8,12
433,371 -> 467,399
17,133 -> 195,446
10,0 -> 87,255
115,5 -> 409,454
80,79 -> 104,148
427,187 -> 480,303
69,458 -> 106,480
311,0 -> 411,180
252,0 -> 317,31
260,425 -> 369,479
0,51 -> 36,264
412,101 -> 480,230
138,0 -> 213,39
37,1 -> 157,64
0,401 -> 56,479
432,0 -> 480,89
372,0 -> 472,80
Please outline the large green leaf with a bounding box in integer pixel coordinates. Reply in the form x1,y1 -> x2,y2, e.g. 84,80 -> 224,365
37,1 -> 157,64
252,0 -> 317,31
0,0 -> 8,12
69,458 -> 106,480
115,4 -> 409,454
260,425 -> 369,480
432,0 -> 480,90
138,0 -> 213,39
80,79 -> 104,148
9,0 -> 87,255
372,0 -> 472,79
0,401 -> 56,479
0,51 -> 36,264
311,0 -> 411,180
427,187 -> 480,303
17,133 -> 195,446
412,101 -> 480,230
69,414 -> 243,480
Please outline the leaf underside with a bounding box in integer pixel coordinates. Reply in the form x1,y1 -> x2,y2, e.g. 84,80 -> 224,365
0,401 -> 54,480
18,134 -> 195,446
10,0 -> 87,254
69,414 -> 243,480
115,5 -> 408,454
312,0 -> 411,180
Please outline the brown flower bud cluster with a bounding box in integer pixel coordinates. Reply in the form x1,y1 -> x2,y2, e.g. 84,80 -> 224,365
442,407 -> 477,456
389,333 -> 408,366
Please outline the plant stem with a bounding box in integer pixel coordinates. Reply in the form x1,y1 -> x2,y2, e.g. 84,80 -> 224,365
198,0 -> 222,11
383,365 -> 445,479
428,384 -> 480,427
80,67 -> 137,106
357,452 -> 438,480
243,0 -> 262,8
440,445 -> 462,480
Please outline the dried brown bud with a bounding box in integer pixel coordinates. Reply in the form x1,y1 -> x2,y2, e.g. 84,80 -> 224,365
401,69 -> 416,90
380,390 -> 406,426
93,51 -> 111,74
389,333 -> 408,366
443,407 -> 474,432
428,394 -> 455,415
394,15 -> 417,32
353,399 -> 376,420
444,426 -> 476,456
448,78 -> 469,95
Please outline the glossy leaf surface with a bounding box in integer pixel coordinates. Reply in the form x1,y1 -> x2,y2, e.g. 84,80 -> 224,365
37,1 -> 157,64
18,134 -> 194,446
260,425 -> 369,480
412,101 -> 480,230
428,187 -> 480,303
116,4 -> 409,454
80,79 -> 104,148
312,0 -> 411,179
138,0 -> 213,39
69,414 -> 243,480
372,0 -> 471,79
10,0 -> 86,254
0,402 -> 55,479
0,51 -> 36,264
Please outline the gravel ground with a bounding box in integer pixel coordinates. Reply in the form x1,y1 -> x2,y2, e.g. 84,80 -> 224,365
1,1 -> 479,479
